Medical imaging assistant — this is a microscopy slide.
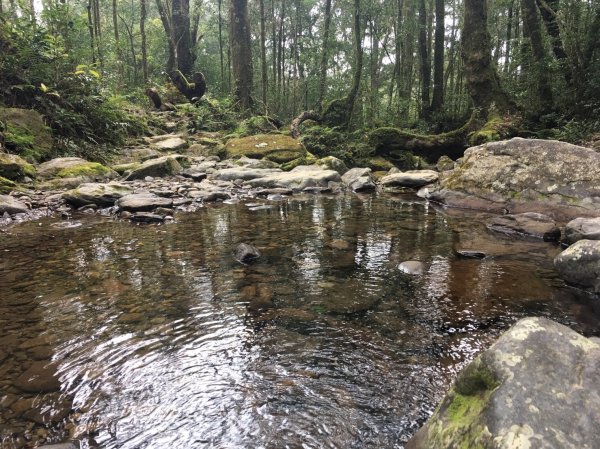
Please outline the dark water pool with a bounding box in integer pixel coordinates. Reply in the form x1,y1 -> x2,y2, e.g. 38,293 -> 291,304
0,193 -> 598,448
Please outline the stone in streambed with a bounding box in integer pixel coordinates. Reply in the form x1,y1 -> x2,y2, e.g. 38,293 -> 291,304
37,157 -> 117,180
130,212 -> 166,223
406,317 -> 600,449
564,217 -> 600,244
341,167 -> 377,192
124,155 -> 187,180
62,182 -> 133,207
380,170 -> 439,188
487,212 -> 561,241
398,261 -> 425,275
235,243 -> 261,264
554,239 -> 600,293
116,193 -> 173,212
13,361 -> 61,393
0,194 -> 28,214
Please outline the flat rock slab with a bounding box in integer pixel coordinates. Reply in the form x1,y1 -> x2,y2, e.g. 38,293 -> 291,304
151,136 -> 188,151
37,157 -> 116,180
407,317 -> 600,449
63,183 -> 134,207
554,239 -> 600,293
116,193 -> 173,212
0,194 -> 28,214
429,138 -> 600,220
564,217 -> 600,244
214,167 -> 283,181
380,170 -> 439,188
487,212 -> 561,241
225,134 -> 306,163
398,261 -> 425,275
244,166 -> 341,190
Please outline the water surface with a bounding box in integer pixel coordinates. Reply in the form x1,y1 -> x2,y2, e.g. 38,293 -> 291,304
1,193 -> 598,448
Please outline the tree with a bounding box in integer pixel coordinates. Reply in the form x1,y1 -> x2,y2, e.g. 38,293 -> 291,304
229,0 -> 253,109
430,0 -> 445,114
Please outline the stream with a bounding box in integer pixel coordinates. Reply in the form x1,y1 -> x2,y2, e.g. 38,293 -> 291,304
1,192 -> 598,449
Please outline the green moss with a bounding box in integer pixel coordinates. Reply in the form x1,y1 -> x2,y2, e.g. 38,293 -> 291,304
225,134 -> 306,163
56,162 -> 113,178
0,176 -> 18,194
281,152 -> 318,171
111,162 -> 141,175
235,116 -> 278,137
0,153 -> 36,180
0,108 -> 53,162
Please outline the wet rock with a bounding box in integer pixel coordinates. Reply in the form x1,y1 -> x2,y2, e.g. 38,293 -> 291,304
215,167 -> 282,181
62,183 -> 134,208
398,261 -> 425,275
428,138 -> 600,220
328,239 -> 352,250
436,155 -> 455,172
124,155 -> 187,180
244,284 -> 275,312
37,443 -> 78,449
116,193 -> 173,212
225,134 -> 307,163
406,317 -> 600,449
554,240 -> 600,292
0,153 -> 36,180
181,169 -> 207,181
255,187 -> 293,197
151,136 -> 188,152
380,170 -> 439,188
341,167 -> 377,192
236,156 -> 280,169
564,217 -> 600,244
455,250 -> 486,259
130,212 -> 165,223
37,157 -> 117,181
487,212 -> 561,241
13,361 -> 61,393
235,243 -> 261,264
0,194 -> 28,214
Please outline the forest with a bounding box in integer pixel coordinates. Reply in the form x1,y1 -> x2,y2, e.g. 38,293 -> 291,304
1,0 -> 599,165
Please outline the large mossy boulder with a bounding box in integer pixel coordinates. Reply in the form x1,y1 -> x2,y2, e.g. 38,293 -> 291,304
225,134 -> 307,163
428,138 -> 600,221
0,108 -> 53,162
407,317 -> 600,449
0,153 -> 35,180
124,155 -> 188,180
37,157 -> 117,181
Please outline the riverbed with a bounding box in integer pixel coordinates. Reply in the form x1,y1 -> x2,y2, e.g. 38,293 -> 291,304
1,192 -> 598,448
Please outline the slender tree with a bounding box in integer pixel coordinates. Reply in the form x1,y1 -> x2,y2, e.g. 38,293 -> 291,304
418,0 -> 431,118
317,0 -> 333,111
229,0 -> 253,109
430,0 -> 445,114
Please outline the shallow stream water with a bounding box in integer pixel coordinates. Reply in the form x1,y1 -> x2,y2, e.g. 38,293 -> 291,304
1,193 -> 599,449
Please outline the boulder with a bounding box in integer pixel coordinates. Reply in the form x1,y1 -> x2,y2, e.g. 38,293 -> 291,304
428,138 -> 600,220
436,155 -> 455,172
406,317 -> 600,449
151,136 -> 188,152
316,156 -> 349,175
554,239 -> 600,292
0,108 -> 53,161
124,155 -> 187,180
63,183 -> 134,208
564,217 -> 600,244
37,157 -> 117,180
0,153 -> 35,180
341,167 -> 377,192
244,165 -> 341,190
116,193 -> 173,212
0,194 -> 28,214
380,170 -> 439,188
235,243 -> 261,263
214,167 -> 282,182
487,212 -> 561,241
225,134 -> 307,163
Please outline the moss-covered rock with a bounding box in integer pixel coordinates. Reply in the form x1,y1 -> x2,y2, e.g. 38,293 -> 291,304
124,155 -> 187,180
364,156 -> 395,172
0,176 -> 18,194
111,162 -> 142,175
0,153 -> 36,180
37,157 -> 117,181
0,108 -> 53,162
316,156 -> 349,175
225,134 -> 307,163
281,152 -> 318,171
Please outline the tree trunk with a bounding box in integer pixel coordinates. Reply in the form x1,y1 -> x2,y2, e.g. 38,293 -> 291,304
521,0 -> 553,114
172,0 -> 193,75
430,0 -> 445,114
218,0 -> 225,93
140,0 -> 148,83
504,0 -> 514,72
229,0 -> 253,110
259,0 -> 268,112
156,0 -> 176,73
317,0 -> 333,112
344,0 -> 363,128
87,0 -> 96,64
418,0 -> 431,118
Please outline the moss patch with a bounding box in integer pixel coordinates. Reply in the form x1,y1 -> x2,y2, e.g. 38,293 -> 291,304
0,153 -> 36,180
56,162 -> 114,179
0,108 -> 53,162
281,152 -> 318,171
225,134 -> 306,163
0,176 -> 18,194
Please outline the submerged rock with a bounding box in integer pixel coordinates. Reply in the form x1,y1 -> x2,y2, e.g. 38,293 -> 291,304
564,217 -> 600,244
398,261 -> 425,275
13,361 -> 61,393
406,317 -> 600,449
63,182 -> 134,207
428,138 -> 600,220
130,212 -> 166,223
554,239 -> 600,293
235,243 -> 261,264
0,194 -> 28,214
487,212 -> 561,241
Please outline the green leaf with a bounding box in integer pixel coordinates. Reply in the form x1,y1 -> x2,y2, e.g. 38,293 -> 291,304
89,70 -> 101,79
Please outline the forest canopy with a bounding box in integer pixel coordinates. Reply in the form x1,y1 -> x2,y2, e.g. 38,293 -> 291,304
1,0 -> 599,158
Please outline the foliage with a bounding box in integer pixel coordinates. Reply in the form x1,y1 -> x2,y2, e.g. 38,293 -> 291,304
183,97 -> 238,133
300,125 -> 373,167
